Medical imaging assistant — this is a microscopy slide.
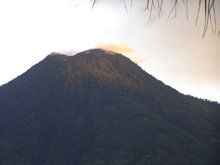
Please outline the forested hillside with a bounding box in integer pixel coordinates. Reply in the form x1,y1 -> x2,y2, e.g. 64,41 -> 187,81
0,49 -> 219,165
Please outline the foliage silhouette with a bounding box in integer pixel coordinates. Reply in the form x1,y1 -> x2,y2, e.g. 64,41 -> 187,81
91,0 -> 219,37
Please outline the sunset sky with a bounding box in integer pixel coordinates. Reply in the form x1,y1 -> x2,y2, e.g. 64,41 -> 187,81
0,0 -> 219,102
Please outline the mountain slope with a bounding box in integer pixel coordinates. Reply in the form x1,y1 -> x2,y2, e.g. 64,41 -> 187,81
0,49 -> 219,165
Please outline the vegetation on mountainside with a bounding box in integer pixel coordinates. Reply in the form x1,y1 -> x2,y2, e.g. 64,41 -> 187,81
0,49 -> 219,165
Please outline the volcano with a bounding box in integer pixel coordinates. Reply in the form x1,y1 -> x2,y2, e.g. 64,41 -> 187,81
0,49 -> 219,165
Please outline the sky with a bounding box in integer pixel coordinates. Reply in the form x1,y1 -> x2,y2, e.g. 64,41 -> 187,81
0,0 -> 219,102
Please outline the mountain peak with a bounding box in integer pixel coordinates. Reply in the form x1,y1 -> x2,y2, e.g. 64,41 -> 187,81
0,49 -> 219,165
80,48 -> 118,55
43,49 -> 121,64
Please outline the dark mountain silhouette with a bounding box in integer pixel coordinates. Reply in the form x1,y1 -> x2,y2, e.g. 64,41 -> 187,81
0,49 -> 219,165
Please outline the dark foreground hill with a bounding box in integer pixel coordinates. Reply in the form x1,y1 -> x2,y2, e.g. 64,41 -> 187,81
0,49 -> 219,165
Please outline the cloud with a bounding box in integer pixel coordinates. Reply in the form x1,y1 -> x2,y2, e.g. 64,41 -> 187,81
58,50 -> 79,56
96,43 -> 133,53
96,42 -> 149,64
